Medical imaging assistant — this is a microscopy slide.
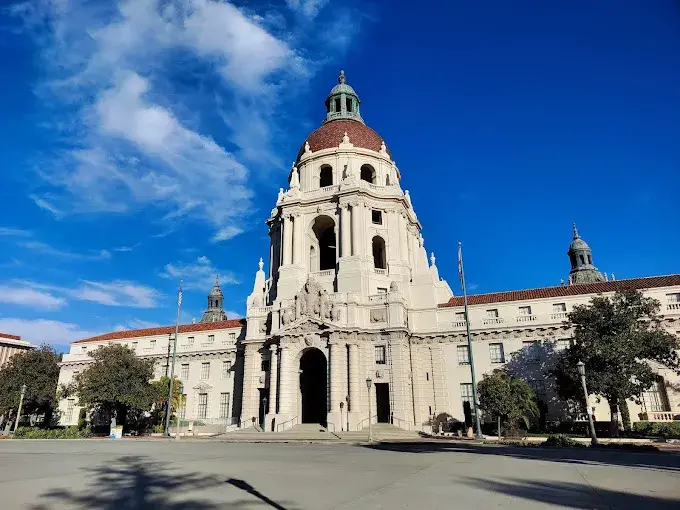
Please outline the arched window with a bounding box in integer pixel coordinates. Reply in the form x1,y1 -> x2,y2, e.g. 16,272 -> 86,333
587,255 -> 592,264
372,236 -> 386,269
346,98 -> 352,112
312,215 -> 336,271
319,165 -> 333,187
579,255 -> 585,265
360,164 -> 376,184
385,174 -> 391,186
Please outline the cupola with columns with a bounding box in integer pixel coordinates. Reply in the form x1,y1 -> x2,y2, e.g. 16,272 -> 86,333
567,223 -> 605,285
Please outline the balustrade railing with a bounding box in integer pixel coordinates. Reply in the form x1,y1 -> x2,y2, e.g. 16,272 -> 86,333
312,269 -> 335,277
368,294 -> 388,303
516,315 -> 537,323
550,312 -> 568,320
482,318 -> 504,325
250,306 -> 273,315
304,185 -> 340,198
452,321 -> 466,328
374,268 -> 387,275
667,303 -> 680,311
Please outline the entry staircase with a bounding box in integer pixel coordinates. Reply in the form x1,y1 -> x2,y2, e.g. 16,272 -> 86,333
215,422 -> 420,442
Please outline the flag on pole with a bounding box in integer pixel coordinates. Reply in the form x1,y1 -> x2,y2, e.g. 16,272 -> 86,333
457,242 -> 464,284
177,281 -> 183,308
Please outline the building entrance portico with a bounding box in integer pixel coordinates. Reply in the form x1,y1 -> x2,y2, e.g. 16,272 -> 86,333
299,348 -> 327,426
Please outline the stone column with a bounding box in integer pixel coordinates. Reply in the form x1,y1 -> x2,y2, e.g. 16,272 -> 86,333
282,215 -> 292,266
329,341 -> 341,411
351,202 -> 360,257
340,204 -> 350,257
241,343 -> 261,424
269,344 -> 279,414
293,213 -> 302,266
278,344 -> 294,417
348,343 -> 360,413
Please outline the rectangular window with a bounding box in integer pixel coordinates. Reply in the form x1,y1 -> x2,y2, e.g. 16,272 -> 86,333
643,378 -> 670,412
489,343 -> 505,363
375,345 -> 386,365
371,210 -> 383,224
188,336 -> 194,345
150,339 -> 156,350
529,379 -> 547,402
455,312 -> 466,321
180,394 -> 187,419
229,333 -> 236,341
426,372 -> 430,381
523,341 -> 539,362
200,362 -> 210,380
460,383 -> 473,404
345,97 -> 352,112
486,309 -> 499,318
553,303 -> 567,313
219,392 -> 230,419
132,342 -> 138,350
81,346 -> 88,353
261,359 -> 271,372
197,393 -> 208,419
666,293 -> 680,303
222,360 -> 232,379
518,306 -> 532,316
180,364 -> 189,380
334,98 -> 341,112
208,335 -> 215,343
457,345 -> 470,365
66,399 -> 75,422
557,339 -> 572,350
377,287 -> 388,294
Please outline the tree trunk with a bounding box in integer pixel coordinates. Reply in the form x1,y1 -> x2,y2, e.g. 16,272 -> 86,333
618,398 -> 631,433
498,416 -> 502,441
608,400 -> 620,438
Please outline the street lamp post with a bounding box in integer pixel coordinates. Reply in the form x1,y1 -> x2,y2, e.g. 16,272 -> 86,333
339,401 -> 344,432
13,384 -> 26,432
366,377 -> 373,443
577,361 -> 598,446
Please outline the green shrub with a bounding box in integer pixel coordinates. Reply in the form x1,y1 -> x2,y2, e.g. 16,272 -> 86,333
77,409 -> 88,431
632,421 -> 680,439
13,426 -> 92,439
543,434 -> 585,448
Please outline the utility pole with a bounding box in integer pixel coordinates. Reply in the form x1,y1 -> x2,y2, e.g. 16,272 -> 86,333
164,280 -> 183,437
13,384 -> 26,432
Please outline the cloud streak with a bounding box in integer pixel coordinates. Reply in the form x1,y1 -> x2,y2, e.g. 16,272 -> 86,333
0,285 -> 66,310
160,255 -> 238,290
0,317 -> 99,346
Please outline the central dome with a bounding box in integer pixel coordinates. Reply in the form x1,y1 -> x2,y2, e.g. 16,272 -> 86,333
297,119 -> 390,161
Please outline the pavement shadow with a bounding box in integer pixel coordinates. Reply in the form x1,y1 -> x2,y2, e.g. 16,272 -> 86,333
30,455 -> 293,509
463,476 -> 680,509
362,441 -> 680,473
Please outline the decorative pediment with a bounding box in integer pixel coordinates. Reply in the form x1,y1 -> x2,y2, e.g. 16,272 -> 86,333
277,316 -> 334,336
193,381 -> 213,392
280,277 -> 340,326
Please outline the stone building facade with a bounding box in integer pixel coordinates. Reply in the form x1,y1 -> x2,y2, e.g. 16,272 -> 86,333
57,72 -> 680,431
0,333 -> 35,369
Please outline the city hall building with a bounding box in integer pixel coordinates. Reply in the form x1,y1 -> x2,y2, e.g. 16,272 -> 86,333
57,73 -> 680,432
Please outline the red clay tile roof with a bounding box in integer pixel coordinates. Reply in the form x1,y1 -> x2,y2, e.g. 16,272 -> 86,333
72,319 -> 246,344
0,332 -> 21,341
297,119 -> 390,160
440,275 -> 680,308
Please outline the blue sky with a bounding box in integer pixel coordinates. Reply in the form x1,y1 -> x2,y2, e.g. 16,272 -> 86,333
1,1 -> 678,351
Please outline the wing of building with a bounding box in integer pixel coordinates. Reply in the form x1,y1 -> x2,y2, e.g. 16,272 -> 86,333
57,72 -> 680,431
0,333 -> 36,368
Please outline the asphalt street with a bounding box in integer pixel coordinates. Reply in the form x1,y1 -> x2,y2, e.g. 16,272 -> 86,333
0,439 -> 679,509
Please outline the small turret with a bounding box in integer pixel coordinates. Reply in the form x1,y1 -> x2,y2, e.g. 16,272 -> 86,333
567,224 -> 605,285
199,275 -> 228,323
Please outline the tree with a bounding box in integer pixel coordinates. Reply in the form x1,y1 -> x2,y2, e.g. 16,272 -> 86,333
0,345 -> 60,426
74,344 -> 156,429
552,290 -> 680,436
150,376 -> 185,426
477,369 -> 539,437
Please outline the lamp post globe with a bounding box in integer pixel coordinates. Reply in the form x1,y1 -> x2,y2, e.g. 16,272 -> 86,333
577,360 -> 585,377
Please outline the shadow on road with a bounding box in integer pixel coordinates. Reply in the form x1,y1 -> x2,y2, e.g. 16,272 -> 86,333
30,455 -> 293,509
463,477 -> 680,510
362,441 -> 680,473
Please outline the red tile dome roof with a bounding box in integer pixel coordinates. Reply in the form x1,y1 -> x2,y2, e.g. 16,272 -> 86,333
297,119 -> 390,161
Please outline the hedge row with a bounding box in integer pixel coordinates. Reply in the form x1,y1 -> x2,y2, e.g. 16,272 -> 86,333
13,427 -> 93,439
632,421 -> 680,439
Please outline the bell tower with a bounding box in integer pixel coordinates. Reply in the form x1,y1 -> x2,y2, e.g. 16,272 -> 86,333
567,223 -> 605,285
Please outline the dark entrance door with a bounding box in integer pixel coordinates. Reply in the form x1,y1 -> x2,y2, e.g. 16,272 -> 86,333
300,348 -> 327,426
375,383 -> 390,423
258,388 -> 269,429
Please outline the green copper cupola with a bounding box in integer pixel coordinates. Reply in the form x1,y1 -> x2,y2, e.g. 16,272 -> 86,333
323,70 -> 364,124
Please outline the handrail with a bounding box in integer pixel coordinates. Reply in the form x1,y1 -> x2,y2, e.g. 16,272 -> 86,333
276,415 -> 298,432
390,416 -> 412,431
239,417 -> 257,429
325,421 -> 336,432
355,415 -> 377,431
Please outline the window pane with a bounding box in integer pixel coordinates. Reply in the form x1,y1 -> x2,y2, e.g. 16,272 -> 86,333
460,383 -> 473,403
486,309 -> 498,318
198,393 -> 208,419
180,364 -> 189,380
553,303 -> 566,312
201,362 -> 210,379
375,346 -> 386,364
219,393 -> 230,419
457,345 -> 470,365
522,341 -> 540,362
222,360 -> 232,379
489,343 -> 505,363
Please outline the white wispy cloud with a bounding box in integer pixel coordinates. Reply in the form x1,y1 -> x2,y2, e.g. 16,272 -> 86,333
0,285 -> 66,310
113,243 -> 139,252
0,317 -> 99,346
17,0 -> 364,241
23,241 -> 111,261
114,318 -> 163,331
14,279 -> 161,308
0,227 -> 32,237
160,255 -> 238,290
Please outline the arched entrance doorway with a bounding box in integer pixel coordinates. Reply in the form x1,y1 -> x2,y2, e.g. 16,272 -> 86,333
311,215 -> 336,272
299,348 -> 327,426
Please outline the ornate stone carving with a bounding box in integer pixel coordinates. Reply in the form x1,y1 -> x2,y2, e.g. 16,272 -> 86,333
293,278 -> 336,322
370,308 -> 387,323
282,306 -> 294,325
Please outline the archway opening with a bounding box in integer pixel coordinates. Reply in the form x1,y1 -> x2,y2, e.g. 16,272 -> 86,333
300,348 -> 327,425
312,215 -> 336,271
372,236 -> 386,269
320,165 -> 333,187
360,164 -> 376,184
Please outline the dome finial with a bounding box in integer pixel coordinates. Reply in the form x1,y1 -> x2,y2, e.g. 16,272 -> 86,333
338,69 -> 346,84
215,274 -> 219,286
572,223 -> 580,239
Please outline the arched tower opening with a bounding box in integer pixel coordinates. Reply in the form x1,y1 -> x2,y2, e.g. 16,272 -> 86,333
372,235 -> 386,269
360,164 -> 376,184
311,215 -> 336,271
319,165 -> 333,187
299,348 -> 327,425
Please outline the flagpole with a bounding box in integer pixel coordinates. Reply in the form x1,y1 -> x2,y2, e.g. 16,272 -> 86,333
458,242 -> 483,439
164,280 -> 182,437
